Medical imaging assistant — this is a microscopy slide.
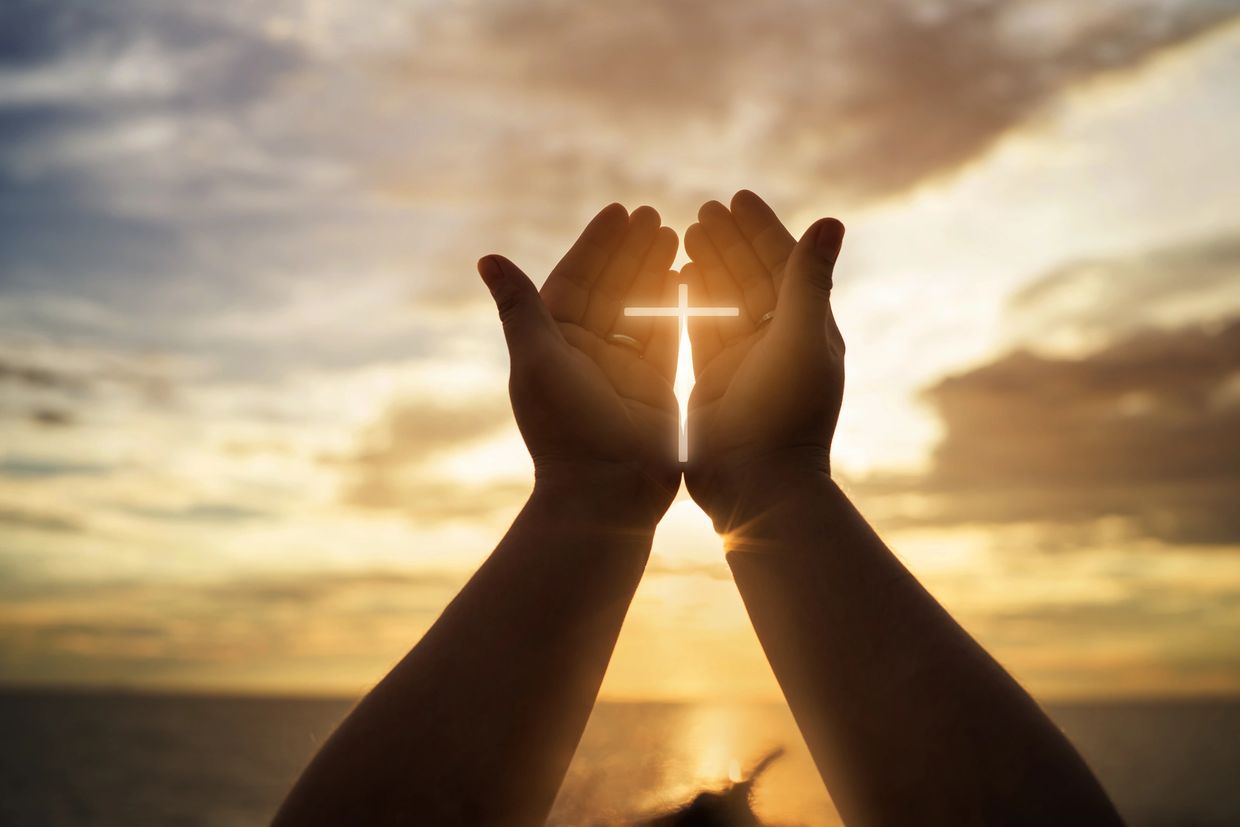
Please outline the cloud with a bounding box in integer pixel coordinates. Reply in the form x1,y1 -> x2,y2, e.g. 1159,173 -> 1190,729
401,0 -> 1238,203
0,504 -> 82,534
0,0 -> 438,379
0,345 -> 180,459
1008,229 -> 1240,352
344,397 -> 514,468
0,457 -> 112,479
645,559 -> 733,582
335,396 -> 529,524
114,502 -> 270,524
878,318 -> 1240,544
0,568 -> 465,687
11,0 -> 1231,212
344,476 -> 530,525
2,0 -> 1238,699
0,355 -> 86,392
28,408 -> 73,427
1,0 -> 1233,388
0,345 -> 176,404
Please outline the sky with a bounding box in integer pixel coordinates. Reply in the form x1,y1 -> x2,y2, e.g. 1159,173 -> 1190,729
1,0 -> 1239,701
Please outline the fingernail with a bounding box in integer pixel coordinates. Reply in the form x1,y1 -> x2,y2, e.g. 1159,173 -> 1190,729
478,256 -> 503,290
814,219 -> 845,260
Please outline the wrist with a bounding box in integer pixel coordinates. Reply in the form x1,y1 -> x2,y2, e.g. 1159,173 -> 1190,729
691,449 -> 833,535
531,459 -> 673,533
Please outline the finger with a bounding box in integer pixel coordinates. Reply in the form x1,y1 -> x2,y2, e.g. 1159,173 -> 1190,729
685,222 -> 751,342
774,217 -> 846,338
581,205 -> 662,333
681,263 -> 723,374
698,199 -> 777,322
479,255 -> 559,362
610,225 -> 678,343
540,202 -> 629,324
730,189 -> 796,292
644,273 -> 680,383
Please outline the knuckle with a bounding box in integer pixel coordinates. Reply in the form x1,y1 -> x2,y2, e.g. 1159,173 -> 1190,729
494,289 -> 525,326
793,259 -> 834,299
809,264 -> 835,293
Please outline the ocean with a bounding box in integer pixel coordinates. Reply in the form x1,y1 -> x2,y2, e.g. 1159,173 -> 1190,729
1,689 -> 1237,826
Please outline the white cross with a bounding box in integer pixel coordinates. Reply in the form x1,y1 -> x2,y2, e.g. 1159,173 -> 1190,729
624,283 -> 739,462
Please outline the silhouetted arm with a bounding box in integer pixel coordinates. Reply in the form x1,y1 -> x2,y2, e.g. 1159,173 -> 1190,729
683,190 -> 1121,825
274,203 -> 682,826
724,473 -> 1122,825
272,477 -> 655,826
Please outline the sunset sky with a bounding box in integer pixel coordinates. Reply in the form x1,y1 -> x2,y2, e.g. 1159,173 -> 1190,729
1,0 -> 1239,700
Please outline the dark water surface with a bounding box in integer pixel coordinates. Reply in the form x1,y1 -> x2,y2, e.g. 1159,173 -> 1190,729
1,689 -> 1237,826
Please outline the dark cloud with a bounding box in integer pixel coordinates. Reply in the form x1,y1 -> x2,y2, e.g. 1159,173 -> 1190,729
0,349 -> 172,401
0,356 -> 86,392
0,457 -> 112,479
0,504 -> 82,534
0,349 -> 174,430
29,408 -> 73,427
411,0 -> 1238,202
878,319 -> 1240,544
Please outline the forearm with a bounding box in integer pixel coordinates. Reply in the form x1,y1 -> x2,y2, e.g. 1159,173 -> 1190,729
273,482 -> 654,827
723,473 -> 1121,826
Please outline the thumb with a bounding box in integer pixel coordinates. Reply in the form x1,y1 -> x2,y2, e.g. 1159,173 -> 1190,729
775,217 -> 845,331
478,255 -> 557,358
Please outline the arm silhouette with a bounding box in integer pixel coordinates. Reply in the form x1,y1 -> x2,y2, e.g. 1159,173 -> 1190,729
682,190 -> 1123,826
272,204 -> 681,827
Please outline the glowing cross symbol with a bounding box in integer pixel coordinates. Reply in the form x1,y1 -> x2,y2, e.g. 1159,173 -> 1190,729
625,283 -> 739,462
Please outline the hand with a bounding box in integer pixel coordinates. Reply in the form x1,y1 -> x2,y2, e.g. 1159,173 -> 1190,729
479,204 -> 681,528
681,190 -> 846,531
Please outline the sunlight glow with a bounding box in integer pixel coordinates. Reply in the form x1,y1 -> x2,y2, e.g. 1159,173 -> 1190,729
627,283 -> 738,461
674,314 -> 695,460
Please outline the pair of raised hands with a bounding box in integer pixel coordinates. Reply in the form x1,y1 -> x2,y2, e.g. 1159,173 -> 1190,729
478,190 -> 847,532
277,190 -> 1123,827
